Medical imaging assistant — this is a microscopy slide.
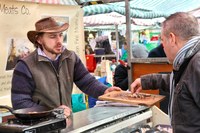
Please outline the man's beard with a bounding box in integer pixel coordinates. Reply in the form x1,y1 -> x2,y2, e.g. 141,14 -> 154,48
43,43 -> 63,55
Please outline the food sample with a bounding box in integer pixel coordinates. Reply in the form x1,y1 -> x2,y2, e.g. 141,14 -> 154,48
99,91 -> 165,106
108,92 -> 154,100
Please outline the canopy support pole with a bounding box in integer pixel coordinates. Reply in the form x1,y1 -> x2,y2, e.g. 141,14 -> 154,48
115,24 -> 119,63
125,0 -> 132,90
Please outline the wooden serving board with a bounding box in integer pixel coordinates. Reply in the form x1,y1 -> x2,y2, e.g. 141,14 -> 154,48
98,91 -> 165,107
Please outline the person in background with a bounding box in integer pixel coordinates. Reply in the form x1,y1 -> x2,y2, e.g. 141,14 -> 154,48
140,30 -> 148,45
131,12 -> 200,133
114,42 -> 128,90
114,61 -> 129,91
88,33 -> 96,51
148,36 -> 166,57
85,44 -> 94,55
148,44 -> 166,57
120,41 -> 128,61
11,17 -> 121,118
132,43 -> 149,58
95,36 -> 114,55
114,40 -> 148,90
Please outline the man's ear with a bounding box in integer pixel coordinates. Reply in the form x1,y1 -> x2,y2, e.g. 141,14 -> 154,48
169,32 -> 176,46
36,36 -> 43,46
37,37 -> 41,44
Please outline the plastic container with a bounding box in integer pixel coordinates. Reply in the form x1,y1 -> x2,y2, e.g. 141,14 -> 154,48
88,76 -> 111,108
86,54 -> 96,72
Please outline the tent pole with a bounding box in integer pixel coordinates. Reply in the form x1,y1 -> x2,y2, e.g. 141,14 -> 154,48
125,0 -> 132,90
115,24 -> 119,64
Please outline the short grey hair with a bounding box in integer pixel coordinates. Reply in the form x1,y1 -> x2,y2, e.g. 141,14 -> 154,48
162,12 -> 200,41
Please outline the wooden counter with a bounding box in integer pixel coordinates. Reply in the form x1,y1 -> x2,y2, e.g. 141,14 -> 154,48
131,58 -> 172,80
130,58 -> 173,109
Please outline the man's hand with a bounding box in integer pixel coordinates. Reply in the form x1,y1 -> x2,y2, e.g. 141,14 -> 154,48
58,105 -> 72,118
104,86 -> 121,94
58,105 -> 73,127
130,78 -> 142,93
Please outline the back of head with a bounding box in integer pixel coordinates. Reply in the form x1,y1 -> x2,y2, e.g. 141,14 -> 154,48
132,44 -> 148,58
162,12 -> 200,41
102,39 -> 114,54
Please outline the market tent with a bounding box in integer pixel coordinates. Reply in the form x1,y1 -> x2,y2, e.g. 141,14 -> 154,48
18,0 -> 78,5
83,4 -> 167,18
84,12 -> 165,26
83,0 -> 200,18
84,12 -> 126,26
189,8 -> 200,18
132,18 -> 165,26
20,0 -> 200,18
84,24 -> 160,32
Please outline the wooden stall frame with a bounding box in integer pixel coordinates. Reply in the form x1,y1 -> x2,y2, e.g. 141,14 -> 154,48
130,58 -> 173,108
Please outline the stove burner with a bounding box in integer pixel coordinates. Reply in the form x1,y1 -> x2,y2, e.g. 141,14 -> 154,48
7,115 -> 56,125
0,109 -> 67,133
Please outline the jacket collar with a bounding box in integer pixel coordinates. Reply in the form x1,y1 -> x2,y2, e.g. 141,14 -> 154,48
36,47 -> 72,62
173,36 -> 200,71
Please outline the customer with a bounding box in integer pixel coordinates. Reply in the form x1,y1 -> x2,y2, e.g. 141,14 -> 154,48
120,41 -> 128,61
114,62 -> 128,91
131,12 -> 200,133
85,44 -> 94,55
148,34 -> 166,58
148,44 -> 166,57
114,42 -> 128,90
132,43 -> 148,58
114,41 -> 148,90
11,17 -> 121,118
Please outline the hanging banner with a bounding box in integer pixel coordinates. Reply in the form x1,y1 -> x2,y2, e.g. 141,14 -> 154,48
0,0 -> 84,105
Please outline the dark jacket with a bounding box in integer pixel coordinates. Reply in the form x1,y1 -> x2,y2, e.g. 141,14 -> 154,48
114,64 -> 128,90
11,49 -> 108,109
141,50 -> 200,133
148,45 -> 166,57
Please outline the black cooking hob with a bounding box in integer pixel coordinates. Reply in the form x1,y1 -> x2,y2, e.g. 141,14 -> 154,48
0,109 -> 67,133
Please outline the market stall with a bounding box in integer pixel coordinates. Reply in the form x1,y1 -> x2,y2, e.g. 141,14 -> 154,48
0,0 -> 84,107
0,105 -> 171,132
1,0 -> 200,133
